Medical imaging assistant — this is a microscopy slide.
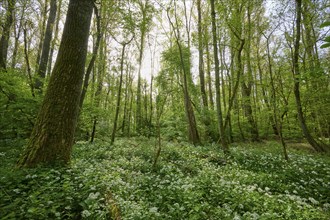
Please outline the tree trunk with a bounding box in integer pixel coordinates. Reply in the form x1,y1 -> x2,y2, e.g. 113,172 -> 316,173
210,0 -> 228,154
111,40 -> 133,144
17,0 -> 94,167
47,0 -> 62,75
11,1 -> 27,68
292,0 -> 327,152
35,0 -> 57,91
35,0 -> 49,71
0,0 -> 15,70
197,0 -> 208,108
79,4 -> 102,110
205,40 -> 214,108
167,5 -> 200,145
241,5 -> 259,141
23,26 -> 35,97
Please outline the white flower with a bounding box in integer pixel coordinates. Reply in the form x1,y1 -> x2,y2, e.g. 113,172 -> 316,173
323,203 -> 330,210
88,192 -> 100,200
308,197 -> 319,205
13,189 -> 20,193
82,210 -> 91,217
149,207 -> 158,213
233,213 -> 241,220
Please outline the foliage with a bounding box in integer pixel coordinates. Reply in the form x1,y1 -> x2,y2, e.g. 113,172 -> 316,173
1,138 -> 330,219
320,21 -> 330,48
0,70 -> 40,139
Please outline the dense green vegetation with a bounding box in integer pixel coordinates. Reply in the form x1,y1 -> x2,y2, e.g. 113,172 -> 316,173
1,0 -> 330,219
1,138 -> 330,219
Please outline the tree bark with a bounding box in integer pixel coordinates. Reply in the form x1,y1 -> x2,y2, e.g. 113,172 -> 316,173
241,5 -> 259,141
35,0 -> 49,71
11,1 -> 27,68
167,4 -> 200,145
111,35 -> 134,144
79,4 -> 102,110
0,0 -> 15,70
292,0 -> 327,152
17,0 -> 94,167
47,0 -> 62,75
35,0 -> 57,91
210,0 -> 228,153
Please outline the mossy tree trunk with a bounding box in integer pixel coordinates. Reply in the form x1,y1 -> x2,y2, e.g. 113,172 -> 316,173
0,0 -> 15,70
17,0 -> 94,168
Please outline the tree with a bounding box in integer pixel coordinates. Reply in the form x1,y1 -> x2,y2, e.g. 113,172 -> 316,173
166,2 -> 200,145
47,0 -> 63,75
292,0 -> 327,152
35,0 -> 57,91
210,0 -> 228,153
136,0 -> 154,134
110,37 -> 134,145
17,0 -> 94,167
0,0 -> 15,70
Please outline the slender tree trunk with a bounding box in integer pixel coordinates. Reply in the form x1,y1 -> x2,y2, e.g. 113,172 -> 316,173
265,35 -> 288,160
167,5 -> 200,145
210,0 -> 228,153
90,33 -> 105,143
292,0 -> 327,152
23,26 -> 35,97
35,0 -> 57,91
149,75 -> 153,136
0,0 -> 15,70
205,41 -> 214,109
35,0 -> 49,71
197,0 -> 208,108
47,0 -> 62,75
17,0 -> 94,167
11,1 -> 27,68
111,37 -> 133,144
136,36 -> 144,133
241,5 -> 259,141
79,4 -> 102,110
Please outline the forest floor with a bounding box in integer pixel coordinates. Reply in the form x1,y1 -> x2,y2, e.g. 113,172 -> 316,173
1,138 -> 330,219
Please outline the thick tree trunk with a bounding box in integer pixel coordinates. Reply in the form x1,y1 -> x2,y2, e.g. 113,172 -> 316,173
0,0 -> 15,70
210,0 -> 228,153
35,0 -> 57,91
292,0 -> 327,153
17,0 -> 94,167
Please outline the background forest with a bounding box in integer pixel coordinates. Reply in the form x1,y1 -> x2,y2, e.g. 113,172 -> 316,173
1,0 -> 330,219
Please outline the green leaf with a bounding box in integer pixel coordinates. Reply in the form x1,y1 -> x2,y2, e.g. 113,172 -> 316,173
320,21 -> 330,28
324,36 -> 330,43
320,43 -> 330,48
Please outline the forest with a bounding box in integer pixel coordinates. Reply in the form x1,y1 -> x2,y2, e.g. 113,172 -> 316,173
0,0 -> 330,219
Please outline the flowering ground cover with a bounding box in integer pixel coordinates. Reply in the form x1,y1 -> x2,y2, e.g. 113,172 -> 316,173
1,138 -> 330,219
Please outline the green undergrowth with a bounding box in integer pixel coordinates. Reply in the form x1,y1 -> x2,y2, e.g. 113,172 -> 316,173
1,138 -> 330,219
